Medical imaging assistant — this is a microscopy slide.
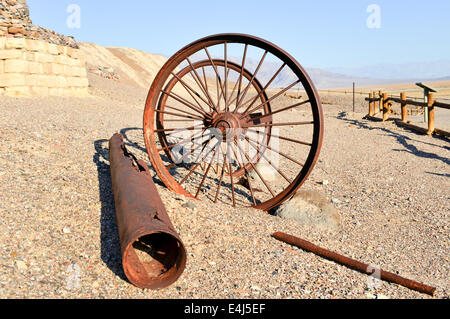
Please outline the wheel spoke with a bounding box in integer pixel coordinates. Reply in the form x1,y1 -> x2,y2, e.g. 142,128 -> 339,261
163,105 -> 207,121
243,121 -> 314,129
234,139 -> 275,197
154,124 -> 206,133
157,129 -> 211,152
236,142 -> 275,197
225,142 -> 236,207
234,51 -> 268,111
244,100 -> 310,122
204,47 -> 227,108
242,80 -> 300,116
161,90 -> 211,119
186,58 -> 217,111
194,147 -> 218,198
245,136 -> 292,184
201,66 -> 212,108
246,135 -> 305,167
230,140 -> 257,205
224,41 -> 229,111
171,72 -> 212,113
227,71 -> 244,112
177,139 -> 220,182
237,63 -> 286,113
214,151 -> 227,203
233,44 -> 248,112
162,119 -> 200,123
246,128 -> 312,146
155,109 -> 204,121
216,68 -> 232,110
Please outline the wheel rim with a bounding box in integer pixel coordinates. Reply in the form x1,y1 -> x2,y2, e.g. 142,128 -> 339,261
144,33 -> 324,211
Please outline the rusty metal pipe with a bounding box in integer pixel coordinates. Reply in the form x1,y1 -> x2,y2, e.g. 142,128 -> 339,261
272,232 -> 436,296
109,133 -> 186,289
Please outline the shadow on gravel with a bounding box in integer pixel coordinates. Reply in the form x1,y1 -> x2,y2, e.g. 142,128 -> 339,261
425,171 -> 450,178
93,139 -> 128,282
116,127 -> 259,206
120,127 -> 147,154
119,127 -> 166,187
336,112 -> 450,165
93,129 -> 169,283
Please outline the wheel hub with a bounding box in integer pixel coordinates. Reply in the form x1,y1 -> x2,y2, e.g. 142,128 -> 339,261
211,112 -> 242,141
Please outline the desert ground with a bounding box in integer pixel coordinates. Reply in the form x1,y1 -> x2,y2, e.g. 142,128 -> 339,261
0,68 -> 448,299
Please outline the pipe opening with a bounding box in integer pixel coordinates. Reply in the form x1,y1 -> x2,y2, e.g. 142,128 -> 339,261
125,232 -> 186,288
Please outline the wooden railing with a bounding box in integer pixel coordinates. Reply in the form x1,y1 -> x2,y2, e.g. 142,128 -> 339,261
365,91 -> 450,137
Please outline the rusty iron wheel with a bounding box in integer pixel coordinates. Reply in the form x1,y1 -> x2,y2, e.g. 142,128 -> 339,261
144,34 -> 324,211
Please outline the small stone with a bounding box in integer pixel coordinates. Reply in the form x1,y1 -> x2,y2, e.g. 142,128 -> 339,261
365,292 -> 376,299
15,260 -> 27,271
208,261 -> 216,266
251,286 -> 261,291
376,294 -> 390,299
322,180 -> 329,186
63,227 -> 71,234
181,201 -> 197,211
331,198 -> 341,205
8,26 -> 27,35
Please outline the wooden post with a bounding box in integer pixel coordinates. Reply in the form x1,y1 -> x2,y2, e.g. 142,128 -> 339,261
353,82 -> 356,112
427,93 -> 435,135
379,90 -> 383,113
400,92 -> 407,123
382,93 -> 389,121
369,92 -> 374,116
373,91 -> 378,115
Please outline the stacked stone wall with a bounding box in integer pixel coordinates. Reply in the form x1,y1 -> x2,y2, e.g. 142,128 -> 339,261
0,37 -> 88,96
0,0 -> 88,96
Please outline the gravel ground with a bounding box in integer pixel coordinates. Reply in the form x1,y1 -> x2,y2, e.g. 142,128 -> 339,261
0,74 -> 448,299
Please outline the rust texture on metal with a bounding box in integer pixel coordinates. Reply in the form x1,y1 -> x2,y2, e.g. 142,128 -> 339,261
143,33 -> 324,211
109,133 -> 186,289
272,232 -> 436,296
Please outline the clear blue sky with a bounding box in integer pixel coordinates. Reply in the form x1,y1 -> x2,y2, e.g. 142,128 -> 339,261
27,0 -> 450,69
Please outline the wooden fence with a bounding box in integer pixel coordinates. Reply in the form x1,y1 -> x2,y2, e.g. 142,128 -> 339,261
365,91 -> 450,137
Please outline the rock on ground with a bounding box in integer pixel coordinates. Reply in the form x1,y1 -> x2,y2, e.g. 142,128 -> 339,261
275,190 -> 341,232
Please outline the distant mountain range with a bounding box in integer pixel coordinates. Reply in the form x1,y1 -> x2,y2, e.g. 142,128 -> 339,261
79,42 -> 450,90
227,57 -> 450,90
326,60 -> 450,81
218,57 -> 385,90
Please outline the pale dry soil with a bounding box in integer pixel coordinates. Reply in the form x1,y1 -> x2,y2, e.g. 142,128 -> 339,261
0,74 -> 448,299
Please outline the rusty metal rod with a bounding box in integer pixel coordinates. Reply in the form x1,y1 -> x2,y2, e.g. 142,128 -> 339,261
109,133 -> 186,289
272,232 -> 436,296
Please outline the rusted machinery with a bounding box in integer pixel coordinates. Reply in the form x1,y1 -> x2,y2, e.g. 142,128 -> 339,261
273,232 -> 436,296
109,35 -> 436,295
143,33 -> 324,212
109,33 -> 324,289
109,133 -> 186,289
